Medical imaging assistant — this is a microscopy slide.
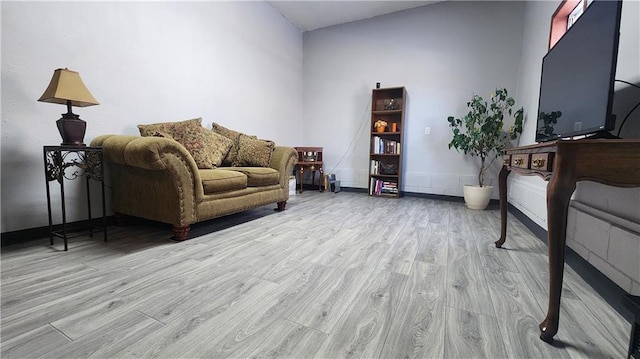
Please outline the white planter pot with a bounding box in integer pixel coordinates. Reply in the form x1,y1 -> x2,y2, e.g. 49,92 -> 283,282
463,185 -> 493,210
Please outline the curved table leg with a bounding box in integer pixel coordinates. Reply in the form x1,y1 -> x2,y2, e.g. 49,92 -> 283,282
539,154 -> 576,343
495,165 -> 511,248
298,166 -> 304,193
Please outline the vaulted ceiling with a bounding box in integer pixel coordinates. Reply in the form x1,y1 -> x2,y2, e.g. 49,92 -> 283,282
268,1 -> 442,31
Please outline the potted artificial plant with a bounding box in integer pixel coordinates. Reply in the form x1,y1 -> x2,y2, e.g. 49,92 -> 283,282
447,88 -> 524,210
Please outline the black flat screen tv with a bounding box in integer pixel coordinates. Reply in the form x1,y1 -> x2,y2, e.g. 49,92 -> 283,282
536,0 -> 623,142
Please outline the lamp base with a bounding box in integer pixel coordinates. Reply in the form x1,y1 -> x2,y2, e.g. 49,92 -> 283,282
57,114 -> 86,147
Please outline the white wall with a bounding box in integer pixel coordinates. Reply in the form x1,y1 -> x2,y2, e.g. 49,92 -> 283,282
514,0 -> 640,295
302,1 -> 525,195
1,1 -> 303,232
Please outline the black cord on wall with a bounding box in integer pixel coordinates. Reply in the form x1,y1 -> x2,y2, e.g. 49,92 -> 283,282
327,100 -> 371,174
614,79 -> 640,137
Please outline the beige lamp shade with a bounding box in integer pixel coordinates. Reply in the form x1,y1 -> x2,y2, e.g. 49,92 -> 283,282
38,68 -> 99,107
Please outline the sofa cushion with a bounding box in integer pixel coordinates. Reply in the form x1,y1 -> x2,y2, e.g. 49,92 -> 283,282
235,135 -> 275,167
139,118 -> 232,169
200,169 -> 247,194
211,123 -> 257,166
224,167 -> 280,187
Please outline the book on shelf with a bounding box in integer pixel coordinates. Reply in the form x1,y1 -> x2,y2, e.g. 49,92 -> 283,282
371,136 -> 401,155
370,160 -> 398,175
369,178 -> 399,196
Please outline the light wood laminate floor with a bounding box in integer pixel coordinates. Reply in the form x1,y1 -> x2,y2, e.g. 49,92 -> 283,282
1,192 -> 630,358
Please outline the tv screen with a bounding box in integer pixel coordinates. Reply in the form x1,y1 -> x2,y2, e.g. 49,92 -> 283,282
536,0 -> 623,142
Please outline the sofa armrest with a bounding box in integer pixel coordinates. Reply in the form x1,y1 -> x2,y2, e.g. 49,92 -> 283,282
91,135 -> 198,172
270,146 -> 298,191
90,135 -> 203,225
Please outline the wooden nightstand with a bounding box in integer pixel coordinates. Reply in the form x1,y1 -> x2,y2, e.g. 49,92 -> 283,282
294,147 -> 323,193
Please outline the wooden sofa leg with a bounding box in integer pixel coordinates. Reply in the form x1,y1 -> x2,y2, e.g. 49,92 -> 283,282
172,225 -> 191,241
276,201 -> 287,212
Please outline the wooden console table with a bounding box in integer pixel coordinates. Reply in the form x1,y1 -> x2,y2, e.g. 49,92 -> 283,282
497,139 -> 640,343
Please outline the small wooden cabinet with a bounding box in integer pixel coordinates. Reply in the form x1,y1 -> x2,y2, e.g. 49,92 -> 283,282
368,86 -> 406,198
294,147 -> 323,193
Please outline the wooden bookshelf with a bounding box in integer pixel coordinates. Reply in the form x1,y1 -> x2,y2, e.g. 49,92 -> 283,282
368,87 -> 406,198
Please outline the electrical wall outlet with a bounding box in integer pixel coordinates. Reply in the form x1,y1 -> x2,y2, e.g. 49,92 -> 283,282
424,127 -> 431,135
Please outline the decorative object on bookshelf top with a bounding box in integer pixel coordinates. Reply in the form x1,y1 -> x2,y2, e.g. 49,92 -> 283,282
384,98 -> 396,110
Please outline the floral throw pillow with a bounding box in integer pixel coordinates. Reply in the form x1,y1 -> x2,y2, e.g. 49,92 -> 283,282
211,122 -> 257,166
138,118 -> 232,169
236,134 -> 275,167
207,131 -> 234,167
152,131 -> 173,139
137,118 -> 202,137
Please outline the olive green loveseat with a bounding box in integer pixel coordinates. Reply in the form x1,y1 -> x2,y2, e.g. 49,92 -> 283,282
91,134 -> 297,241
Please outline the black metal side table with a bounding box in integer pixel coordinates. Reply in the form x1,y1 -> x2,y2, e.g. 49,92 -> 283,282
43,146 -> 107,251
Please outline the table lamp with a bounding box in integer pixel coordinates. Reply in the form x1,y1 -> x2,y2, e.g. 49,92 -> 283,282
38,68 -> 99,146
